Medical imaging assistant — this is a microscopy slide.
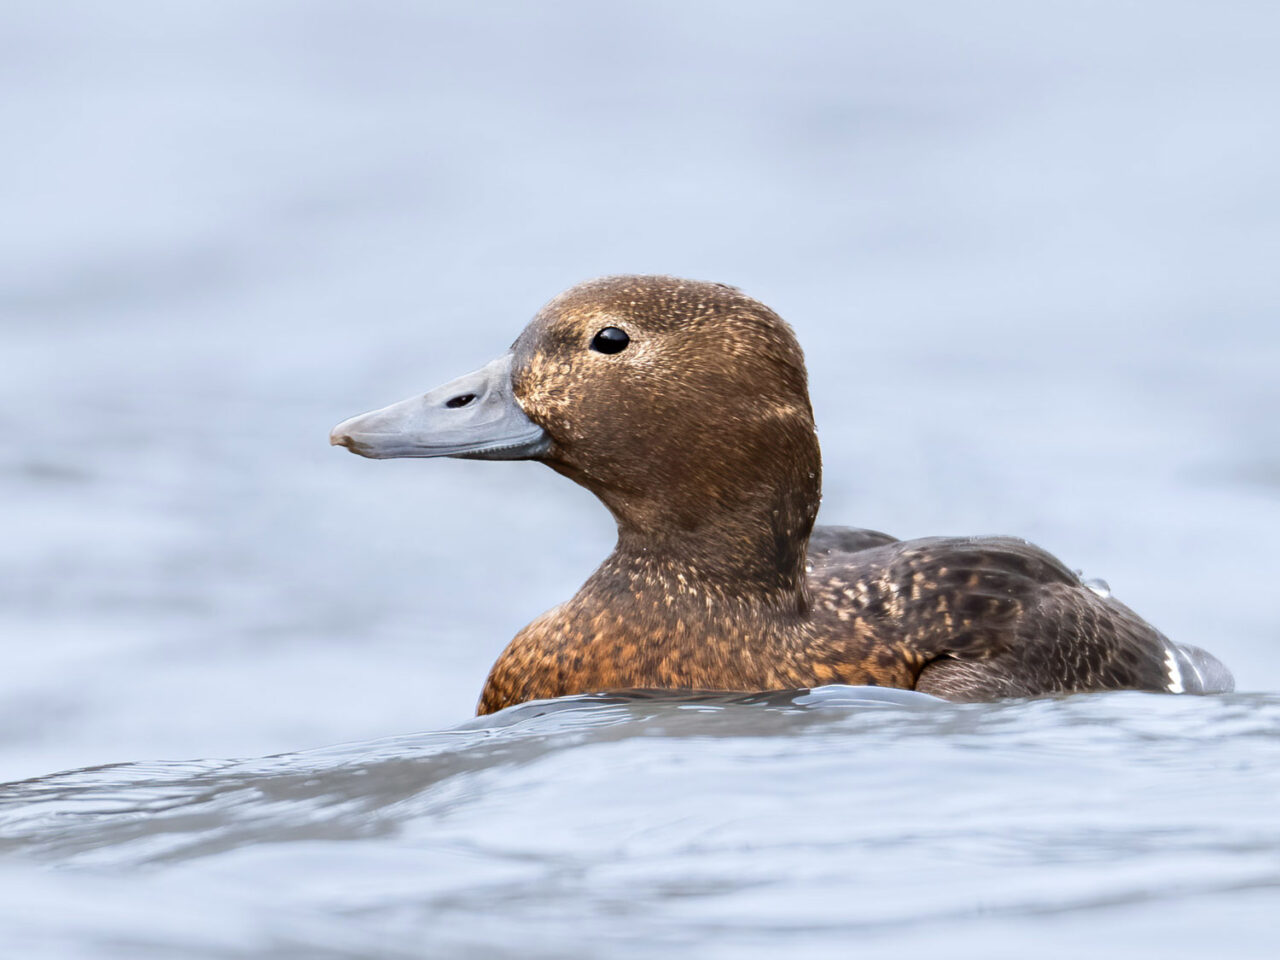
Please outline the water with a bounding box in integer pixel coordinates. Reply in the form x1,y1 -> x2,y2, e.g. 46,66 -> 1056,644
3,1 -> 1279,955
3,689 -> 1278,958
1081,577 -> 1112,599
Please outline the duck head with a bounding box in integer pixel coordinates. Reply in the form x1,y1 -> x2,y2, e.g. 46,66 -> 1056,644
332,276 -> 822,590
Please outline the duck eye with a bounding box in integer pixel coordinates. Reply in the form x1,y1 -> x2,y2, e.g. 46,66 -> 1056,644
590,327 -> 630,355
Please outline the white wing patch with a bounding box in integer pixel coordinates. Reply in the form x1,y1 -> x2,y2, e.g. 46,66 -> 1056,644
1163,645 -> 1185,694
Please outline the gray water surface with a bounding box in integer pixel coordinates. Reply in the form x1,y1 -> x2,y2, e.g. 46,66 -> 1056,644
4,689 -> 1279,958
3,0 -> 1279,955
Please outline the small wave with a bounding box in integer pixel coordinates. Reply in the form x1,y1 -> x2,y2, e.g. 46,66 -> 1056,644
0,690 -> 1277,958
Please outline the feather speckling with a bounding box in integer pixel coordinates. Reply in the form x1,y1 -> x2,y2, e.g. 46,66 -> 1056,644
461,276 -> 1234,712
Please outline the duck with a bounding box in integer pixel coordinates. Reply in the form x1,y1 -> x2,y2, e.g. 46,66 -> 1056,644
330,275 -> 1234,713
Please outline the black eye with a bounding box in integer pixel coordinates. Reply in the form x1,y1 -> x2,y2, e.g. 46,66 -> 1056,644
590,327 -> 630,354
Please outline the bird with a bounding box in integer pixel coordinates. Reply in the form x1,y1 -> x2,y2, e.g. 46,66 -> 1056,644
331,275 -> 1234,714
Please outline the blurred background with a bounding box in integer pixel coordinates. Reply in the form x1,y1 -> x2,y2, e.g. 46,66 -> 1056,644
2,0 -> 1278,782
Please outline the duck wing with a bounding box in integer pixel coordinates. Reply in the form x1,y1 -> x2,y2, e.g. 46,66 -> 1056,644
811,536 -> 1233,699
808,525 -> 898,559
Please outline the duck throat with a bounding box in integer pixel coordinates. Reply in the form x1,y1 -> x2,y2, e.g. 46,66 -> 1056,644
543,390 -> 824,608
592,453 -> 821,611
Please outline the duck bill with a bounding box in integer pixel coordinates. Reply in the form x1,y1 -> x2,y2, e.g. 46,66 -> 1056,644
330,353 -> 550,461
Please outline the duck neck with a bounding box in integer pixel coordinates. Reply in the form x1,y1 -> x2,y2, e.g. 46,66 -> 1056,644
597,461 -> 821,615
549,395 -> 824,615
605,532 -> 808,614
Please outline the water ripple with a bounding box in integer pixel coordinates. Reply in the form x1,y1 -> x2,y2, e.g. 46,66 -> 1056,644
0,689 -> 1277,957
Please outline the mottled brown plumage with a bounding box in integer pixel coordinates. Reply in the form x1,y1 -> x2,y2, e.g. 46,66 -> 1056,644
333,274 -> 1234,713
474,277 -> 1232,712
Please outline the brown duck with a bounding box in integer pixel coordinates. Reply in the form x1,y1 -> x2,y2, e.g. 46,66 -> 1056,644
331,275 -> 1234,713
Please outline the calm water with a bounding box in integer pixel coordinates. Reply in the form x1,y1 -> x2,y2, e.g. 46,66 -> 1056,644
3,1 -> 1279,956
